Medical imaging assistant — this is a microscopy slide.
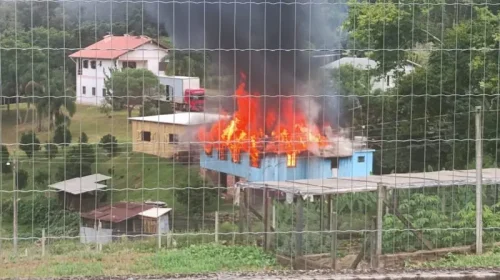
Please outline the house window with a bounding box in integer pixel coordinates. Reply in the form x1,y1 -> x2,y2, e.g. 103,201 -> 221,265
92,87 -> 96,96
386,75 -> 390,87
122,61 -> 137,69
141,131 -> 151,142
82,86 -> 86,95
90,60 -> 97,69
77,60 -> 82,75
102,88 -> 107,96
287,153 -> 297,167
358,156 -> 365,163
165,85 -> 173,101
83,60 -> 89,68
169,134 -> 179,144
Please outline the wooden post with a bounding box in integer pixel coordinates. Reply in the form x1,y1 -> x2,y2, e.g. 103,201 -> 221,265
263,188 -> 271,251
375,184 -> 386,268
327,195 -> 332,230
330,211 -> 337,270
296,196 -> 304,257
42,228 -> 46,257
475,106 -> 483,254
157,217 -> 161,249
272,203 -> 276,230
215,211 -> 219,243
239,188 -> 245,235
98,221 -> 102,252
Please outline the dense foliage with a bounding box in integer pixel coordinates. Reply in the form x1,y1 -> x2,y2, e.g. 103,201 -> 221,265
19,131 -> 41,158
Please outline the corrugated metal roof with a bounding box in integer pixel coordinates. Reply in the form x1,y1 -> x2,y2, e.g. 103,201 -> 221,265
80,202 -> 155,223
139,207 -> 172,218
48,174 -> 111,195
128,112 -> 228,125
69,35 -> 166,60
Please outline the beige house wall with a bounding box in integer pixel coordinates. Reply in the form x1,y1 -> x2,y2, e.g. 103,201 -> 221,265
131,121 -> 187,158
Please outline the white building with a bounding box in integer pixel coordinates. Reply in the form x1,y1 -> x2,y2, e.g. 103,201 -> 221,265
69,34 -> 169,105
321,57 -> 415,92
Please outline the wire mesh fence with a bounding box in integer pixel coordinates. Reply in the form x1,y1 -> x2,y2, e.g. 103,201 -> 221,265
0,0 -> 500,276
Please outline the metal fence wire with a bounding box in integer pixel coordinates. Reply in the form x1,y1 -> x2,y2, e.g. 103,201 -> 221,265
0,0 -> 499,275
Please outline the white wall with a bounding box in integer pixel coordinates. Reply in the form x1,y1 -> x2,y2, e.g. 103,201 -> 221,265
117,43 -> 168,75
76,60 -> 114,105
80,226 -> 113,244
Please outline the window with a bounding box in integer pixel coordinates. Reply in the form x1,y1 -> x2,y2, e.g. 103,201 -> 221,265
77,60 -> 82,75
92,87 -> 96,96
82,86 -> 86,95
357,156 -> 365,163
141,131 -> 151,142
169,133 -> 179,144
287,153 -> 297,167
82,60 -> 89,68
386,75 -> 390,87
331,158 -> 339,169
165,86 -> 172,101
122,61 -> 137,69
190,95 -> 204,101
102,88 -> 107,96
90,60 -> 97,69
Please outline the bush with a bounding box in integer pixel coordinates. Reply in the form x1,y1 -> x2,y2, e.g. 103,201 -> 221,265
0,145 -> 11,174
45,143 -> 59,159
53,126 -> 72,146
99,134 -> 118,156
34,170 -> 49,187
175,174 -> 218,216
16,169 -> 29,190
80,132 -> 89,143
55,144 -> 95,181
19,131 -> 41,158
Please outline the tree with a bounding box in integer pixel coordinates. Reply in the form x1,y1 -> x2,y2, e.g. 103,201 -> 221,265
80,132 -> 89,144
99,134 -> 119,157
0,145 -> 11,174
55,144 -> 95,181
53,126 -> 72,146
139,100 -> 173,117
16,169 -> 29,190
19,131 -> 41,158
165,50 -> 210,85
175,174 -> 218,216
104,68 -> 161,119
44,143 -> 58,159
34,171 -> 49,187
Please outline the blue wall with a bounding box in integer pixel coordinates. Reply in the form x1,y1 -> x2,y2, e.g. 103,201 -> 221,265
337,150 -> 375,178
200,150 -> 332,182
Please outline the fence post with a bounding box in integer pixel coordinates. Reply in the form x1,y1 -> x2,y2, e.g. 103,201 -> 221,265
98,221 -> 102,252
42,228 -> 46,257
157,217 -> 161,249
475,105 -> 483,254
215,211 -> 219,243
330,211 -> 337,270
295,196 -> 304,257
375,184 -> 386,268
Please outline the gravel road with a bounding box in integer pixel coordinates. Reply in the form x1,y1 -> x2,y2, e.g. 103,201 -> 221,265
10,269 -> 500,280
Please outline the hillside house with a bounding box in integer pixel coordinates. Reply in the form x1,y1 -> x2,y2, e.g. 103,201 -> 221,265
128,112 -> 227,162
69,34 -> 169,105
80,202 -> 171,244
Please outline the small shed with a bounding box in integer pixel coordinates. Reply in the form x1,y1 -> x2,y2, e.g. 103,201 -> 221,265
79,202 -> 171,244
48,174 -> 111,212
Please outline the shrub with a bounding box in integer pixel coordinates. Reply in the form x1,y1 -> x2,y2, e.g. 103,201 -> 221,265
45,143 -> 59,159
0,145 -> 11,174
19,131 -> 41,158
80,132 -> 89,143
53,126 -> 72,146
99,134 -> 118,156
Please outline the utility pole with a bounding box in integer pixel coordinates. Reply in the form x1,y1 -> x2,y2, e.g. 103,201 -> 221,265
475,106 -> 483,254
7,157 -> 17,255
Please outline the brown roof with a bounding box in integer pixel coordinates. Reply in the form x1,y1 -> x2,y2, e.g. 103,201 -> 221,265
80,202 -> 155,223
69,35 -> 167,60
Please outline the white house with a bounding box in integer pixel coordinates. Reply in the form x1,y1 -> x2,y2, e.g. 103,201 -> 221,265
321,57 -> 415,92
69,34 -> 169,105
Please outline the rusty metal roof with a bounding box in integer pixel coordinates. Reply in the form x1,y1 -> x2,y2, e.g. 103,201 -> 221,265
80,202 -> 155,223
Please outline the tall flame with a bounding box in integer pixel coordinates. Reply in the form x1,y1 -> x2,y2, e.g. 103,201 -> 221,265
198,73 -> 328,167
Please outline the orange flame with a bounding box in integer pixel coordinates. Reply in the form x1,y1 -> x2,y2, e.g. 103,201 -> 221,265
198,73 -> 328,167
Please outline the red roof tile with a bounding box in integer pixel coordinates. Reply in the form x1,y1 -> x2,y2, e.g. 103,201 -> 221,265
80,202 -> 155,223
69,35 -> 164,60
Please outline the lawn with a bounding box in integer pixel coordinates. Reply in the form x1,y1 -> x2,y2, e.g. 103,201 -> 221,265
0,103 -> 134,150
0,243 -> 277,278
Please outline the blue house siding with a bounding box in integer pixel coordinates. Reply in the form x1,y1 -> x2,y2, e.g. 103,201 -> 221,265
200,150 -> 332,182
337,150 -> 375,178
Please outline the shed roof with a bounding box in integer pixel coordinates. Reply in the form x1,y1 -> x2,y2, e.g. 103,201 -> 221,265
239,168 -> 500,196
128,112 -> 228,126
48,174 -> 111,195
80,202 -> 155,223
139,207 -> 172,218
69,35 -> 167,60
321,57 -> 377,70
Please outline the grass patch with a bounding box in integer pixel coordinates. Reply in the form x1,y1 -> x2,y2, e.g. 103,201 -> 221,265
0,243 -> 277,278
421,251 -> 500,268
